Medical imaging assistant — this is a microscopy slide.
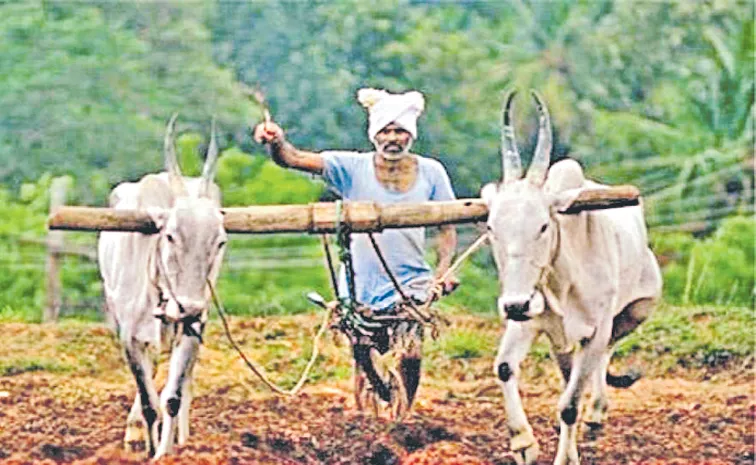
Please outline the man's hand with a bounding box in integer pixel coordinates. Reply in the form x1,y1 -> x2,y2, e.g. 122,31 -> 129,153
441,274 -> 460,295
251,121 -> 324,174
434,273 -> 460,297
434,224 -> 458,296
253,121 -> 284,145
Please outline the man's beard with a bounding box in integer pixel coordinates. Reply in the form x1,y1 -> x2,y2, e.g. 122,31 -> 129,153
376,139 -> 413,161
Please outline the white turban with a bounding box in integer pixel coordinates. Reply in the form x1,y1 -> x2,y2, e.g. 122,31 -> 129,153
357,88 -> 425,142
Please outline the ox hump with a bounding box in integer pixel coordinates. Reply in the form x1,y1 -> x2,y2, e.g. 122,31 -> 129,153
545,159 -> 585,194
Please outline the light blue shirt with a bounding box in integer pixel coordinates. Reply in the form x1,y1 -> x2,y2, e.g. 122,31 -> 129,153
321,151 -> 456,310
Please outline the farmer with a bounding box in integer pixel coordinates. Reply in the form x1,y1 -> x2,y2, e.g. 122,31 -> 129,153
253,88 -> 458,414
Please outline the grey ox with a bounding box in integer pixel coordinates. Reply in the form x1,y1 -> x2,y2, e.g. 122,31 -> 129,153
481,91 -> 662,465
98,115 -> 226,458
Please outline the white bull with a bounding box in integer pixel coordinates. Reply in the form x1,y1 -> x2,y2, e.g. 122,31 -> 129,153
98,115 -> 227,458
481,91 -> 662,465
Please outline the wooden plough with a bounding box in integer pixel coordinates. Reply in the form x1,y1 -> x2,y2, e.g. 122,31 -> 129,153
46,184 -> 641,402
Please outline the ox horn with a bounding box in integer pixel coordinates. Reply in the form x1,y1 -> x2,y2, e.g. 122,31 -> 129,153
525,90 -> 552,186
200,117 -> 219,198
164,113 -> 187,195
501,89 -> 523,184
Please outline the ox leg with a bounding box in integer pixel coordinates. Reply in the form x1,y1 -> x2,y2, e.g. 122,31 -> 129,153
495,321 -> 540,465
611,298 -> 655,344
154,332 -> 201,458
554,323 -> 612,465
584,351 -> 611,429
124,340 -> 161,457
124,395 -> 146,451
177,374 -> 193,445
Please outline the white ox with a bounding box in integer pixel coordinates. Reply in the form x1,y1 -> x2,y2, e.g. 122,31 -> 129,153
98,115 -> 227,458
481,91 -> 662,465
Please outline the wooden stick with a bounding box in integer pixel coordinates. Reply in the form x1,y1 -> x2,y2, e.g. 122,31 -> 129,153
45,177 -> 67,323
48,186 -> 640,234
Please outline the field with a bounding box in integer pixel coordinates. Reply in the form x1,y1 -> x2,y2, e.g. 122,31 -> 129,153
0,306 -> 753,465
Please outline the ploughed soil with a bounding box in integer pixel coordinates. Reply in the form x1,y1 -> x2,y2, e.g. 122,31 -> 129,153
0,315 -> 752,465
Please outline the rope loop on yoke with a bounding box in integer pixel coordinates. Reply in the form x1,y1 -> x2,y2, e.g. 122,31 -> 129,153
335,200 -> 358,306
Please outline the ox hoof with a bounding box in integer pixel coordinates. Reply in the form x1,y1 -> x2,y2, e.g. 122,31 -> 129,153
512,443 -> 539,465
585,420 -> 604,431
124,422 -> 146,453
510,429 -> 539,465
553,451 -> 580,465
585,398 -> 609,429
152,449 -> 169,461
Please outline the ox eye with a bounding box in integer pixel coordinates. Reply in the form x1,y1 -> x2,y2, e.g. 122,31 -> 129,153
540,223 -> 548,234
166,234 -> 175,244
218,240 -> 227,250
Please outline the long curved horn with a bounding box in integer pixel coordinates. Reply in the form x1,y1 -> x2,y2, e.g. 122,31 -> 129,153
164,113 -> 181,176
164,113 -> 187,195
525,90 -> 552,186
200,117 -> 219,198
501,89 -> 523,184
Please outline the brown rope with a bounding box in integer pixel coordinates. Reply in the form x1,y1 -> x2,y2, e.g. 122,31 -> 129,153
207,279 -> 332,397
320,234 -> 339,295
366,232 -> 413,303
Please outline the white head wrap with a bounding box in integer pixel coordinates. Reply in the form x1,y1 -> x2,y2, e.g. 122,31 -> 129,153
357,88 -> 425,142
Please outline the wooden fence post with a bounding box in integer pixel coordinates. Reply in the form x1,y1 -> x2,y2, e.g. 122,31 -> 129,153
44,178 -> 68,322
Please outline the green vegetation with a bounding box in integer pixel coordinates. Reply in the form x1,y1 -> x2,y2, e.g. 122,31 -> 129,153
0,1 -> 257,203
653,216 -> 754,307
429,328 -> 497,360
614,303 -> 754,370
0,1 -> 752,375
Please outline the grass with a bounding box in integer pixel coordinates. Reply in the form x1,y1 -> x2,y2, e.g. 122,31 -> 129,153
0,357 -> 72,376
614,302 -> 755,371
0,303 -> 751,394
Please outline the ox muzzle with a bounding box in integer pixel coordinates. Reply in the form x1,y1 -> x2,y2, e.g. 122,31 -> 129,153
498,290 -> 545,322
160,297 -> 207,322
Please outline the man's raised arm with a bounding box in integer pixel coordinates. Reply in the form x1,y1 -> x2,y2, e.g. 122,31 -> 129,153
252,122 -> 324,174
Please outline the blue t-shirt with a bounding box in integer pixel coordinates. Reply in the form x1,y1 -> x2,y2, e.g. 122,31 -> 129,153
321,151 -> 456,309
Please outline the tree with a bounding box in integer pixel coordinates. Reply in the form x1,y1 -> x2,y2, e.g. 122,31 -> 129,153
0,1 -> 258,203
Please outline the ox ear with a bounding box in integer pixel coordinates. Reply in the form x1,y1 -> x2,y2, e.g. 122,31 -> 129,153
480,182 -> 499,207
549,188 -> 583,214
146,207 -> 169,231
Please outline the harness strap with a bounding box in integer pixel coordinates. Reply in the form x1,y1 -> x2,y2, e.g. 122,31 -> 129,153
419,232 -> 490,313
366,232 -> 412,304
320,234 -> 339,295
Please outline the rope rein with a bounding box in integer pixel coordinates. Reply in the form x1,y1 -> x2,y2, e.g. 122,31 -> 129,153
420,231 -> 490,313
366,232 -> 415,307
204,211 -> 488,397
207,279 -> 332,396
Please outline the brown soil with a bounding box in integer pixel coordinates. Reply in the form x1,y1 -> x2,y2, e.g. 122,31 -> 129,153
0,316 -> 752,465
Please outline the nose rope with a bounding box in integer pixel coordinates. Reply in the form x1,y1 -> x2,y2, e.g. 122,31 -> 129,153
536,216 -> 561,308
153,238 -> 185,317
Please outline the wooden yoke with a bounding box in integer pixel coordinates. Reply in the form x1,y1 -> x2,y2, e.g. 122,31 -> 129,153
48,185 -> 640,234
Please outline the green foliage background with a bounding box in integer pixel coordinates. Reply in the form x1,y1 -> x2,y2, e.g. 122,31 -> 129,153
0,1 -> 753,327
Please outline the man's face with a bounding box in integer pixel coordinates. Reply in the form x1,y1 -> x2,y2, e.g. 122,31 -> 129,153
374,123 -> 413,158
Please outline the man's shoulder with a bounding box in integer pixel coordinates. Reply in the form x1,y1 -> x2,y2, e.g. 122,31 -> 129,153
414,154 -> 449,176
321,150 -> 373,158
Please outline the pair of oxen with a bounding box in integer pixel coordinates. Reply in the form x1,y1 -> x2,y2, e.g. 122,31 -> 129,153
99,92 -> 661,464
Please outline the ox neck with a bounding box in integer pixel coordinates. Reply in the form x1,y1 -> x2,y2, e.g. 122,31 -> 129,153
541,214 -> 564,288
546,213 -> 591,289
151,238 -> 173,307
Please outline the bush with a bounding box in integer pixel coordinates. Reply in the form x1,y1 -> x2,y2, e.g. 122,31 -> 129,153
653,216 -> 754,306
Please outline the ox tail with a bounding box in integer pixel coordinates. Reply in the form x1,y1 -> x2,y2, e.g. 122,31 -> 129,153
606,368 -> 642,389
